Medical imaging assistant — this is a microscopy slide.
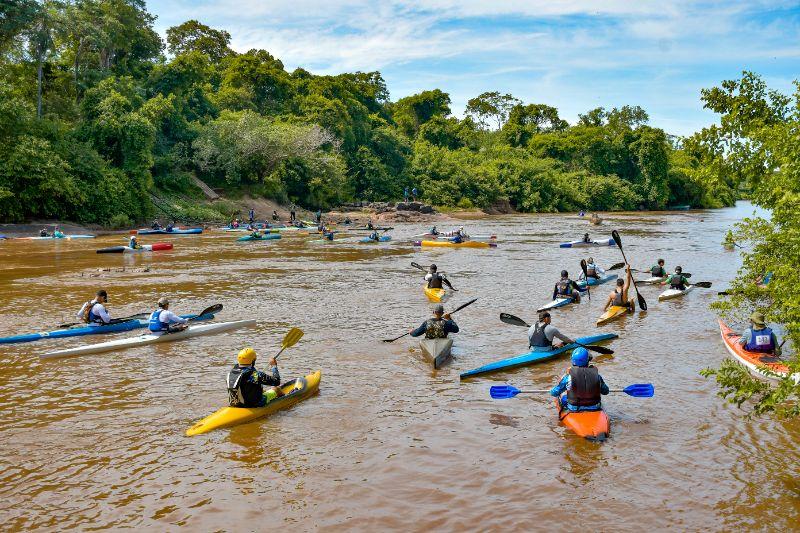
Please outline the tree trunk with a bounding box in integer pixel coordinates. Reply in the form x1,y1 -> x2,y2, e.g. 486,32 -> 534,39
37,57 -> 43,118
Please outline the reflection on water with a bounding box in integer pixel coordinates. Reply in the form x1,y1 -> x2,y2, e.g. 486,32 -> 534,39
0,202 -> 798,529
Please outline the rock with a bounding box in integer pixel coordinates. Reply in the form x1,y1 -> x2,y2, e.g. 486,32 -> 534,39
420,205 -> 434,214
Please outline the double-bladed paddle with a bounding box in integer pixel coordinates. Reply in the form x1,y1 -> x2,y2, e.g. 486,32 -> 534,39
580,259 -> 591,301
383,298 -> 477,343
58,311 -> 149,329
489,383 -> 654,400
611,230 -> 647,311
188,303 -> 223,321
498,313 -> 614,355
275,327 -> 304,360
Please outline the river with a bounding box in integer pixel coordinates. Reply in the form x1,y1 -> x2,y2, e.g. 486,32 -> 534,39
0,201 -> 797,530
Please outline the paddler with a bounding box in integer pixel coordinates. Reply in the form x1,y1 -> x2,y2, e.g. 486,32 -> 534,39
165,221 -> 175,232
129,235 -> 140,249
248,208 -> 255,223
528,311 -> 575,349
425,264 -> 455,291
76,290 -> 112,326
550,347 -> 609,412
366,218 -> 374,230
39,228 -> 49,237
343,216 -> 351,225
323,230 -> 335,241
272,210 -> 279,222
738,312 -> 782,356
152,220 -> 162,230
650,259 -> 667,278
227,347 -> 284,407
248,229 -> 261,239
409,304 -> 459,339
584,257 -> 604,279
662,266 -> 689,290
53,226 -> 65,238
148,297 -> 188,333
429,225 -> 439,236
553,270 -> 582,303
603,265 -> 635,311
368,230 -> 380,241
582,232 -> 591,243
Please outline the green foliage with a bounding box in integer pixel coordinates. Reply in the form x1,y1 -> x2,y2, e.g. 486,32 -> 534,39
166,20 -> 232,62
465,91 -> 520,130
391,89 -> 451,137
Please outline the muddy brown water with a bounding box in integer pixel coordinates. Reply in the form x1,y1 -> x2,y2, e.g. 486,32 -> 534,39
0,202 -> 797,530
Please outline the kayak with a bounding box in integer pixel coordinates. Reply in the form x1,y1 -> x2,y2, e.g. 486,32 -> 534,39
236,233 -> 282,242
537,297 -> 574,312
352,226 -> 393,231
636,276 -> 666,285
0,312 -> 214,345
186,370 -> 322,436
459,333 -> 618,379
596,305 -> 630,326
576,273 -> 618,290
96,243 -> 173,254
136,228 -> 203,235
718,320 -> 798,383
424,286 -> 446,302
559,238 -> 615,248
420,338 -> 453,369
40,319 -> 256,359
19,234 -> 95,240
658,285 -> 694,301
359,236 -> 391,243
419,232 -> 497,241
555,398 -> 609,441
414,240 -> 497,249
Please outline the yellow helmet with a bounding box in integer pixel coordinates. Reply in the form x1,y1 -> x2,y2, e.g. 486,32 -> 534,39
237,347 -> 257,365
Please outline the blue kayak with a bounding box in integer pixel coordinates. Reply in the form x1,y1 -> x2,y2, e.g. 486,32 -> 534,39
137,228 -> 203,235
576,273 -> 618,291
236,233 -> 282,242
359,236 -> 391,243
0,312 -> 215,345
459,333 -> 618,379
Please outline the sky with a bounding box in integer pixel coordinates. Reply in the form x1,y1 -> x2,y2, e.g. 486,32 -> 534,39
146,0 -> 800,136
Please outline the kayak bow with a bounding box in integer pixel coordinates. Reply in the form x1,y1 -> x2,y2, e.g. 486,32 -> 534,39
419,338 -> 453,369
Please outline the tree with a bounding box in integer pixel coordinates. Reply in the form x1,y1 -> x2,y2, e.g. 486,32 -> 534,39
465,91 -> 520,130
391,89 -> 451,137
502,103 -> 568,147
166,19 -> 233,62
24,0 -> 62,118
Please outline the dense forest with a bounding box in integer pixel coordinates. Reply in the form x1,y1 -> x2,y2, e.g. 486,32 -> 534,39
0,0 -> 740,227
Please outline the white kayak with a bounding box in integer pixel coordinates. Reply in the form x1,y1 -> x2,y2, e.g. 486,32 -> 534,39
537,297 -> 574,312
637,276 -> 666,285
40,319 -> 256,359
419,338 -> 453,369
658,285 -> 694,301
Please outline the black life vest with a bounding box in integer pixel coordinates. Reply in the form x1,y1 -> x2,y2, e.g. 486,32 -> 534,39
227,365 -> 263,407
651,265 -> 666,277
556,279 -> 573,296
566,365 -> 601,407
529,322 -> 551,348
670,274 -> 687,290
427,273 -> 443,289
424,318 -> 448,339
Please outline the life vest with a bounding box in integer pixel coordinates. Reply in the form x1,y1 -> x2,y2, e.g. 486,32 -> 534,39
529,322 -> 551,348
586,263 -> 597,277
612,288 -> 625,307
424,318 -> 448,339
227,366 -> 263,407
651,265 -> 666,277
556,279 -> 573,296
427,273 -> 443,289
148,310 -> 168,332
82,300 -> 104,324
669,274 -> 686,290
745,327 -> 775,353
566,365 -> 601,407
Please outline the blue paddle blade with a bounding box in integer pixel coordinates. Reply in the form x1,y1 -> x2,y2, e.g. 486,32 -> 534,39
489,385 -> 521,399
623,383 -> 654,397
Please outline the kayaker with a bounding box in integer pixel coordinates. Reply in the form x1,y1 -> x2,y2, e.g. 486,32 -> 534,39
451,232 -> 464,244
603,265 -> 635,311
323,230 -> 335,241
53,226 -> 65,238
584,257 -> 605,279
429,225 -> 439,236
738,312 -> 782,356
663,266 -> 689,290
39,228 -> 49,237
248,208 -> 255,223
582,233 -> 591,243
528,311 -> 575,349
553,270 -> 582,303
249,229 -> 261,239
76,290 -> 112,326
148,297 -> 189,333
366,218 -> 374,230
227,347 -> 284,408
409,304 -> 459,339
151,220 -> 162,230
369,230 -> 380,241
272,210 -> 279,222
425,264 -> 455,291
129,235 -> 140,249
550,347 -> 609,412
579,210 -> 585,217
165,221 -> 175,232
344,216 -> 351,225
650,259 -> 667,278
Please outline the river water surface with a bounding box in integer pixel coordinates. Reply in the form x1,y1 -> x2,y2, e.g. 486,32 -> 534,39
1,201 -> 798,530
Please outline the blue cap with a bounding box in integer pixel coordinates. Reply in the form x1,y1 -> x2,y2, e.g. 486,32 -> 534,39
571,347 -> 591,366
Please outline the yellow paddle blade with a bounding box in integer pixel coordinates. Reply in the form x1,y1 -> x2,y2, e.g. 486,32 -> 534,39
282,327 -> 304,349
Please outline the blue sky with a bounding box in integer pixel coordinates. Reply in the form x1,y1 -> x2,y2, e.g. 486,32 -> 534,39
146,0 -> 800,136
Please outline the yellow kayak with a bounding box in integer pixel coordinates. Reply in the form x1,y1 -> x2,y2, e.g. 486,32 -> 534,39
185,370 -> 321,436
596,306 -> 630,326
424,285 -> 446,302
415,240 -> 497,249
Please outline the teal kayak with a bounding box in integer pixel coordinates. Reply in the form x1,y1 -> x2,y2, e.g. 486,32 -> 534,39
236,233 -> 282,242
576,273 -> 618,291
459,333 -> 618,379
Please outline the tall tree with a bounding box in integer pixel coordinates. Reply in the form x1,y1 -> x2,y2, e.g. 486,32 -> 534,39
466,91 -> 520,130
166,19 -> 233,62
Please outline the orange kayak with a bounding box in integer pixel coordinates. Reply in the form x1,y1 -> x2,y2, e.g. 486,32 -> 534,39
554,397 -> 609,441
718,319 -> 796,382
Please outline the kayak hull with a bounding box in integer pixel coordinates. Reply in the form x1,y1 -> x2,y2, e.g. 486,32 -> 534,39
19,234 -> 95,240
236,234 -> 282,242
136,228 -> 203,235
186,370 -> 322,436
559,238 -> 614,248
40,319 -> 255,359
658,285 -> 694,301
637,276 -> 666,285
555,398 -> 609,441
718,319 -> 797,383
596,306 -> 630,326
459,333 -> 618,379
359,236 -> 391,243
537,297 -> 574,312
424,286 -> 446,302
96,243 -> 173,254
576,274 -> 618,291
419,338 -> 453,369
415,240 -> 497,249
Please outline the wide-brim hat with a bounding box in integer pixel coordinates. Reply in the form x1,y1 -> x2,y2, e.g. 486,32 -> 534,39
749,311 -> 766,328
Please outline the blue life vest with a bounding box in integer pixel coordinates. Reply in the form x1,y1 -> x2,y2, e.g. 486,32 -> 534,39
745,327 -> 775,353
87,302 -> 104,324
149,310 -> 168,332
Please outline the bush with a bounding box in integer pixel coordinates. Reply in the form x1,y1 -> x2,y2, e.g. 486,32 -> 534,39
108,213 -> 133,229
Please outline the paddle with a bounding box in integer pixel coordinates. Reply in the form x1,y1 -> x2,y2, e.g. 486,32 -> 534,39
411,262 -> 458,291
274,327 -> 304,360
188,303 -> 223,321
498,313 -> 614,355
580,259 -> 591,301
58,311 -> 148,329
489,383 -> 654,400
606,262 -> 627,271
691,282 -> 713,288
611,230 -> 647,311
383,298 -> 478,343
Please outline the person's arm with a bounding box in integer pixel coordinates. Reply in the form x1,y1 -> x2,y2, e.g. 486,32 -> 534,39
164,310 -> 188,325
76,301 -> 89,320
623,267 -> 632,292
442,277 -> 455,290
95,304 -> 112,324
552,284 -> 559,300
256,361 -> 280,386
773,333 -> 782,356
424,273 -> 432,281
550,375 -> 569,397
409,322 -> 427,337
599,375 -> 609,395
547,325 -> 574,345
570,280 -> 582,292
445,319 -> 459,334
596,265 -> 605,275
737,329 -> 751,346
